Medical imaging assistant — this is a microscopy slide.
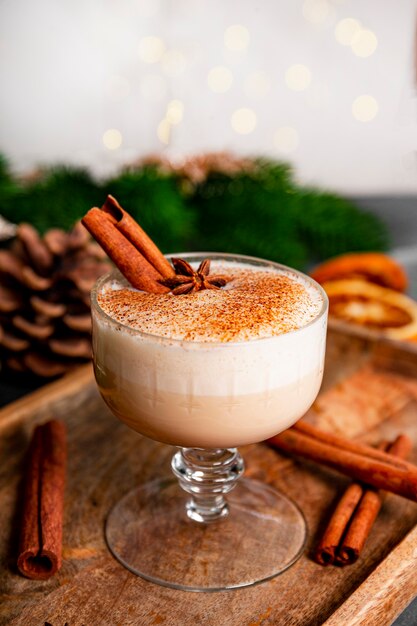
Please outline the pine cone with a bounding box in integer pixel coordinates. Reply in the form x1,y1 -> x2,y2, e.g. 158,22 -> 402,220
0,222 -> 111,378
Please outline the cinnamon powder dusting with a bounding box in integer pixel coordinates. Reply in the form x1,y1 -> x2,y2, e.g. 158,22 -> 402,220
97,264 -> 322,342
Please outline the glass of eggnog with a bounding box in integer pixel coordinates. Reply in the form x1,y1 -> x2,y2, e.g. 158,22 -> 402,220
91,252 -> 328,591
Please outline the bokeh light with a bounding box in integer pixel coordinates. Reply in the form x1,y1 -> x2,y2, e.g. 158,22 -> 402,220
352,95 -> 379,122
273,127 -> 299,153
244,71 -> 271,99
285,64 -> 312,91
224,25 -> 250,51
157,119 -> 171,144
138,36 -> 165,63
231,108 -> 257,134
166,100 -> 184,125
207,66 -> 233,93
351,29 -> 378,57
334,18 -> 362,46
102,129 -> 123,150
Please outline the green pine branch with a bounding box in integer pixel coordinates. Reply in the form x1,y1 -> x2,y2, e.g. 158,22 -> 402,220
0,155 -> 20,215
105,166 -> 195,253
188,164 -> 308,268
0,153 -> 389,267
296,189 -> 389,263
0,165 -> 101,233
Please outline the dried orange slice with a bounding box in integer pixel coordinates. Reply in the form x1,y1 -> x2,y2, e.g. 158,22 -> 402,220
323,279 -> 417,341
311,253 -> 408,292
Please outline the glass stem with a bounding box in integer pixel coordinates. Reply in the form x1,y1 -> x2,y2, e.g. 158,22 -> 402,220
171,448 -> 245,523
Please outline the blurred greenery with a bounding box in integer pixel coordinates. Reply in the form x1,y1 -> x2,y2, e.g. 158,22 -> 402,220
296,189 -> 389,264
0,154 -> 389,268
189,162 -> 308,268
106,166 -> 194,254
0,166 -> 101,234
0,155 -> 19,215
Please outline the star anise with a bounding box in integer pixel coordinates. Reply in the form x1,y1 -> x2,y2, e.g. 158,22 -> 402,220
160,258 -> 228,295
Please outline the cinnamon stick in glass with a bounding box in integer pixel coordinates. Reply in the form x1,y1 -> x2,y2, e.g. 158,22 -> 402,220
102,195 -> 175,280
17,420 -> 67,580
82,206 -> 168,293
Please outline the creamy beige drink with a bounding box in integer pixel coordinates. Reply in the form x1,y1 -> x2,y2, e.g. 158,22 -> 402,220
92,255 -> 327,448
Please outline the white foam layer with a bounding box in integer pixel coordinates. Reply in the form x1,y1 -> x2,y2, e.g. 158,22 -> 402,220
93,312 -> 327,396
93,306 -> 327,446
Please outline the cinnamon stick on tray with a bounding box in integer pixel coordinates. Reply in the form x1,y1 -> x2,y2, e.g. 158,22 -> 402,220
315,435 -> 412,566
267,421 -> 417,502
82,196 -> 174,293
17,420 -> 67,580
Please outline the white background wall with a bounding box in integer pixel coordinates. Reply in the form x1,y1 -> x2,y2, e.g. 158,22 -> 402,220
0,0 -> 416,194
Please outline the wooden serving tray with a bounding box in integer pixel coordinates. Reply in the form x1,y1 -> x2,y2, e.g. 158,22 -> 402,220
1,326 -> 417,626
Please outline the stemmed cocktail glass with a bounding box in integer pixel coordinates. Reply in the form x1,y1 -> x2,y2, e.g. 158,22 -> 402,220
91,253 -> 328,591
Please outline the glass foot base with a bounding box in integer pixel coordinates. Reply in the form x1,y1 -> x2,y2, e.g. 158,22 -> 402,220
105,478 -> 307,591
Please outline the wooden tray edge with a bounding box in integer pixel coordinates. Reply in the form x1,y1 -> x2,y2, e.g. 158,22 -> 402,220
322,524 -> 417,626
0,363 -> 94,433
328,318 -> 417,355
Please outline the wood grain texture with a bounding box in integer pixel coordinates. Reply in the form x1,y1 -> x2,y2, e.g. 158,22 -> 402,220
1,328 -> 417,626
322,525 -> 417,626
